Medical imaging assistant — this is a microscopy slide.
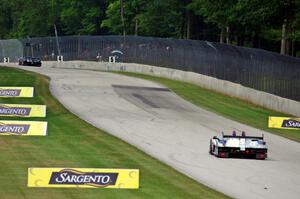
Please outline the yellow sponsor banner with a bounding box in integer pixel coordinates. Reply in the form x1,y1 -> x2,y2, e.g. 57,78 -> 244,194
0,104 -> 46,117
0,87 -> 34,98
28,168 -> 139,189
0,120 -> 47,136
268,116 -> 300,130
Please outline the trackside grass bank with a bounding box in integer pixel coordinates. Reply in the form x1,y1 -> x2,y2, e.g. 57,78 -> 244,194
115,72 -> 300,142
0,66 -> 230,198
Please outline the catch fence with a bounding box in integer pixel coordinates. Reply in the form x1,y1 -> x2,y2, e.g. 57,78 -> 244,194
0,35 -> 299,101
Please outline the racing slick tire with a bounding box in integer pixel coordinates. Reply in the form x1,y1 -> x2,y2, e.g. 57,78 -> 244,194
255,153 -> 266,160
217,151 -> 229,158
209,140 -> 214,155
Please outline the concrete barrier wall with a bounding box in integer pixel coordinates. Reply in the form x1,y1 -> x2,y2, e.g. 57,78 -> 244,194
25,61 -> 300,117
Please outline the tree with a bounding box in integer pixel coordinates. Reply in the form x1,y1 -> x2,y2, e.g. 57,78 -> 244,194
188,0 -> 300,55
7,0 -> 50,38
229,0 -> 279,47
139,0 -> 182,37
60,0 -> 105,35
277,0 -> 298,55
188,0 -> 235,44
103,0 -> 182,38
0,0 -> 299,56
101,0 -> 124,35
0,0 -> 13,38
102,0 -> 149,36
182,0 -> 192,39
257,0 -> 298,55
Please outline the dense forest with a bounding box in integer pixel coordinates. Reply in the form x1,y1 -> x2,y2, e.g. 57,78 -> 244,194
0,0 -> 299,57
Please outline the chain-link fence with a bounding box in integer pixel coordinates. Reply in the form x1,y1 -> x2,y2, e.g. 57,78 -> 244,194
0,35 -> 299,102
0,39 -> 23,62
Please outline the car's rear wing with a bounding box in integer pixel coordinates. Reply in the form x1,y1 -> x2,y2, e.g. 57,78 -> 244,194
221,132 -> 264,140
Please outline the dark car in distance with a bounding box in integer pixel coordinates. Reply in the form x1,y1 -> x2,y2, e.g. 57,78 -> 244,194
18,56 -> 42,67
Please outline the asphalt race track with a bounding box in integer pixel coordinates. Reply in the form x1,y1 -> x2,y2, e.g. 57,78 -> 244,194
15,66 -> 300,199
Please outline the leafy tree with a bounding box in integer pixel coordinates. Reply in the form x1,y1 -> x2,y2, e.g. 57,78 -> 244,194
103,0 -> 182,38
138,0 -> 182,37
0,0 -> 299,56
0,0 -> 13,38
60,0 -> 105,35
188,0 -> 236,43
101,1 -> 124,35
102,0 -> 152,36
188,0 -> 300,55
4,0 -> 50,38
255,0 -> 299,55
228,0 -> 279,47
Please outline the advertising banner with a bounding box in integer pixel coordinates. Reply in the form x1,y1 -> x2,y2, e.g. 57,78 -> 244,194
0,104 -> 46,117
0,87 -> 34,97
28,168 -> 139,189
268,116 -> 300,130
0,120 -> 47,136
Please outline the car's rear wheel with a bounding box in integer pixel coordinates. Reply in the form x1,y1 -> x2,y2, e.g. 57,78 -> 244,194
209,141 -> 213,154
255,153 -> 266,160
218,151 -> 229,158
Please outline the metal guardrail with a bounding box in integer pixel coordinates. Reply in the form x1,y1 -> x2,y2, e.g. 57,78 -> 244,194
0,35 -> 299,102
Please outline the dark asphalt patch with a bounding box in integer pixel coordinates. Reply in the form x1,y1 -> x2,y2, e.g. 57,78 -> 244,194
132,93 -> 160,108
112,85 -> 170,92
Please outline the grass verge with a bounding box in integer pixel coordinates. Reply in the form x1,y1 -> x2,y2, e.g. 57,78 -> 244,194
0,66 -> 230,199
115,72 -> 300,142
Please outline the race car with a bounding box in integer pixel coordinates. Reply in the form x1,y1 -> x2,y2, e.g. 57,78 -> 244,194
209,131 -> 267,159
18,56 -> 42,67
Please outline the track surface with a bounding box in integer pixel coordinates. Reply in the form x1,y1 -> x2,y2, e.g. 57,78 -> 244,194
15,66 -> 300,199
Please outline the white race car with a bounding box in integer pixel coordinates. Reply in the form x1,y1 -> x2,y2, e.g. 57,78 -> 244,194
209,131 -> 268,159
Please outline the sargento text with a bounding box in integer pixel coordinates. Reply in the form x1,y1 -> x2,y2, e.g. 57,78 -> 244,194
0,106 -> 31,116
0,89 -> 21,96
49,170 -> 118,186
282,119 -> 300,129
0,124 -> 30,134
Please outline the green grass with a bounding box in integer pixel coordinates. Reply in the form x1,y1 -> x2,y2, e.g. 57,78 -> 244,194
115,72 -> 300,142
0,66 -> 230,199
